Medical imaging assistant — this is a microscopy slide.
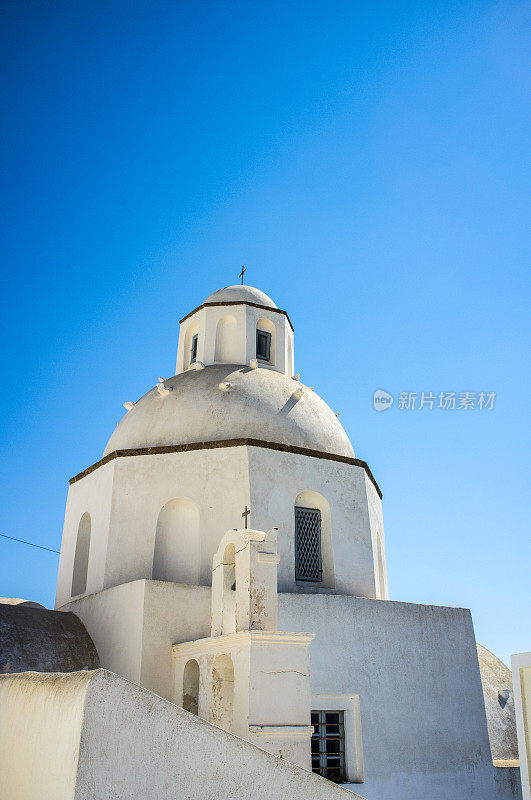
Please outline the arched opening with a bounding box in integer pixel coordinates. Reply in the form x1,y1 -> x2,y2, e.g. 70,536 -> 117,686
211,653 -> 234,732
287,331 -> 294,376
221,543 -> 236,634
376,532 -> 386,599
71,512 -> 91,597
256,317 -> 276,365
294,491 -> 334,589
214,315 -> 238,362
152,498 -> 200,584
182,658 -> 200,715
183,322 -> 199,370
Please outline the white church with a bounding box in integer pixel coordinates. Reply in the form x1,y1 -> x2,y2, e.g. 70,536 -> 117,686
0,283 -> 524,800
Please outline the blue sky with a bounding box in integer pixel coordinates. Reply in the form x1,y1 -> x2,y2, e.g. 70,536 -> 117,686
1,0 -> 529,665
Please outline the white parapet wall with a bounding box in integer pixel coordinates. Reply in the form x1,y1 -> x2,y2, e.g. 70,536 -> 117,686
0,668 -> 367,800
512,652 -> 531,800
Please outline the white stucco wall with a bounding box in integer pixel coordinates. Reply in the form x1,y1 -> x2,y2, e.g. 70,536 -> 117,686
278,593 -> 521,800
56,459 -> 115,607
248,447 -> 381,596
0,670 -> 91,800
61,580 -> 211,700
512,652 -> 531,800
0,669 -> 365,800
57,445 -> 385,609
140,580 -> 211,699
56,585 -> 520,800
364,474 -> 388,599
60,580 -> 145,684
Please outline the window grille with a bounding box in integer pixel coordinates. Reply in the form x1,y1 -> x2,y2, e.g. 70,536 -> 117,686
190,334 -> 198,363
295,506 -> 322,581
311,710 -> 346,782
256,329 -> 271,361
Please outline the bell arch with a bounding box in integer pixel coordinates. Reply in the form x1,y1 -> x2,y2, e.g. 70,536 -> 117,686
152,498 -> 200,584
71,512 -> 91,597
294,490 -> 335,589
182,658 -> 200,715
211,653 -> 234,732
214,315 -> 238,362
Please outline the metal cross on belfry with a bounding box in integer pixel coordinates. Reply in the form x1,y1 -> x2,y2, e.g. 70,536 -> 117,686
239,265 -> 246,284
242,505 -> 250,527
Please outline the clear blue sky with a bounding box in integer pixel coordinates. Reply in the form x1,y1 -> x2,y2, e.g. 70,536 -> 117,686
1,1 -> 529,665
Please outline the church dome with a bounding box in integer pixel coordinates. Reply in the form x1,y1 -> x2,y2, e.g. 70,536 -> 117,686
104,365 -> 354,458
204,285 -> 277,308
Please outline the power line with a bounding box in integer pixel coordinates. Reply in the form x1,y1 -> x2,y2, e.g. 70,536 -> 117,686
0,532 -> 59,554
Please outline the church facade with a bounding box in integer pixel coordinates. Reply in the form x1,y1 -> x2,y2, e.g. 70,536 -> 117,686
54,284 -> 521,800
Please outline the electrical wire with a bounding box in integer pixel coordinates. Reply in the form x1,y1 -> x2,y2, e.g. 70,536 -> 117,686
0,532 -> 59,554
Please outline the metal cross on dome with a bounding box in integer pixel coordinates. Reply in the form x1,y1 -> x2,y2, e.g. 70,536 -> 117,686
242,505 -> 250,527
239,265 -> 246,284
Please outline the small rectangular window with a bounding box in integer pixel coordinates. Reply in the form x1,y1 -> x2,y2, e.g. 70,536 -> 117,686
295,506 -> 322,581
311,710 -> 346,782
256,329 -> 271,361
190,334 -> 198,363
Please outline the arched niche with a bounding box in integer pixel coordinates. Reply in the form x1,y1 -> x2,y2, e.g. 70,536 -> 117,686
221,543 -> 236,635
214,315 -> 238,363
183,321 -> 199,370
211,653 -> 234,732
152,498 -> 200,584
71,512 -> 91,597
376,531 -> 387,599
294,490 -> 335,589
256,317 -> 276,366
182,658 -> 200,715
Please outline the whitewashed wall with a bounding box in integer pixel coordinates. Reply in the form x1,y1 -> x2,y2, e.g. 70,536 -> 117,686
57,445 -> 385,609
0,669 -> 365,800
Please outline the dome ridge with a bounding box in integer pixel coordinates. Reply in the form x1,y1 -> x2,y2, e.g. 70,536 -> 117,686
204,285 -> 277,308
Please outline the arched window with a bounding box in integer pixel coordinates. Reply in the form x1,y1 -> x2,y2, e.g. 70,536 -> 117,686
71,512 -> 91,597
376,531 -> 386,599
256,318 -> 276,365
221,543 -> 236,634
294,491 -> 334,589
182,659 -> 200,715
214,315 -> 238,362
211,653 -> 234,732
152,498 -> 200,584
183,323 -> 199,370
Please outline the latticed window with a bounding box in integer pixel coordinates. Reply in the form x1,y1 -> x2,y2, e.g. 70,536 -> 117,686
311,710 -> 346,782
295,506 -> 322,581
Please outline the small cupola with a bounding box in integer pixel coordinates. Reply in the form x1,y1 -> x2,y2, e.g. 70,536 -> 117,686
175,285 -> 294,376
